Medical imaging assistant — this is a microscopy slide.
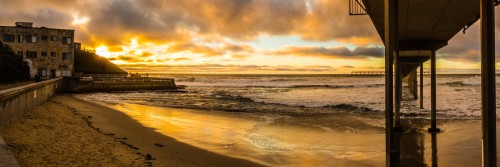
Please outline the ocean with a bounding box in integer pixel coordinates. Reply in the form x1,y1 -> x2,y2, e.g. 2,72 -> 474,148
76,74 -> 488,166
79,74 -> 485,119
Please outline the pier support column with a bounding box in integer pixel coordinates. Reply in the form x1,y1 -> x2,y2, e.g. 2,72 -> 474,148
394,51 -> 402,131
384,0 -> 399,165
480,0 -> 496,166
413,69 -> 418,99
431,132 -> 438,167
428,51 -> 440,133
420,63 -> 424,110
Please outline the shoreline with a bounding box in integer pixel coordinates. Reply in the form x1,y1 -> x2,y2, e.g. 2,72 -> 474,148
2,93 -> 500,166
0,95 -> 264,167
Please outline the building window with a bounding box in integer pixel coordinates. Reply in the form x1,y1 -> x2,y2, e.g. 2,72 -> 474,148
26,51 -> 37,58
51,52 -> 56,57
17,51 -> 23,57
27,35 -> 37,43
61,70 -> 72,77
41,36 -> 48,41
51,36 -> 56,41
39,69 -> 47,77
41,52 -> 48,57
4,34 -> 15,42
62,37 -> 72,44
18,35 -> 23,43
62,52 -> 72,60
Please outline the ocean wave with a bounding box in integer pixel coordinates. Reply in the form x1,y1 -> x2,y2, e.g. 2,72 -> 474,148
214,94 -> 255,103
288,85 -> 353,89
441,81 -> 470,86
323,104 -> 379,112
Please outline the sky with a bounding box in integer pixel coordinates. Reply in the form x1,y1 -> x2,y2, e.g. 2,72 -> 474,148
0,0 -> 498,74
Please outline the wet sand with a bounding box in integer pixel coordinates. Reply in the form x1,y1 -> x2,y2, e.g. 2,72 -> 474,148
76,98 -> 500,167
0,95 -> 263,167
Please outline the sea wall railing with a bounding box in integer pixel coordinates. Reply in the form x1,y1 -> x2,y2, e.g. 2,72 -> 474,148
94,78 -> 173,83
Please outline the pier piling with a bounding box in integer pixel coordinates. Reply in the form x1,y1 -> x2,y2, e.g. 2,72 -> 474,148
428,51 -> 440,133
420,63 -> 424,110
384,0 -> 398,165
394,50 -> 402,131
480,0 -> 496,165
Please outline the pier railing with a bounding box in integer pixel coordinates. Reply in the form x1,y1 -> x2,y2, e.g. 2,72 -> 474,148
349,0 -> 368,15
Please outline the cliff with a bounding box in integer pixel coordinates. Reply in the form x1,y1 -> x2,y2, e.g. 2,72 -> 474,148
74,50 -> 127,74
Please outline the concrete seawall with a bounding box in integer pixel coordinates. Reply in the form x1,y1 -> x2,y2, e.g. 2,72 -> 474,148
0,78 -> 62,128
0,78 -> 62,166
65,78 -> 177,92
92,79 -> 177,92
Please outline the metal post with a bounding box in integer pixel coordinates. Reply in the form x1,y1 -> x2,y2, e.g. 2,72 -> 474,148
420,63 -> 424,110
384,0 -> 398,165
428,51 -> 440,132
480,0 -> 496,166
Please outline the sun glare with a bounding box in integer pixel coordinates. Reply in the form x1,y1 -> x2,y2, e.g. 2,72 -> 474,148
96,46 -> 112,58
72,15 -> 89,26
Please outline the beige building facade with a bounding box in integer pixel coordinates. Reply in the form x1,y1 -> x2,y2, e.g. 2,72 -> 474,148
0,22 -> 74,78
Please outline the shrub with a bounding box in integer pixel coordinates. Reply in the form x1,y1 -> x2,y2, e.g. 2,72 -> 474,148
0,41 -> 30,84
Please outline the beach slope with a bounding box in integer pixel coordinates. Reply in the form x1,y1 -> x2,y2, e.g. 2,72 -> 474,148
0,95 -> 263,167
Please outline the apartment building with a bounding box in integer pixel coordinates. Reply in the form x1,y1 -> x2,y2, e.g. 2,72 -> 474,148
0,22 -> 74,78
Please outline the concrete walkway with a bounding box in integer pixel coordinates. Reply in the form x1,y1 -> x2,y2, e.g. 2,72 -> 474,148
0,82 -> 34,91
0,135 -> 19,167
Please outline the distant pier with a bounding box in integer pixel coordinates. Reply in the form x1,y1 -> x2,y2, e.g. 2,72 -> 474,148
351,71 -> 429,76
351,71 -> 384,76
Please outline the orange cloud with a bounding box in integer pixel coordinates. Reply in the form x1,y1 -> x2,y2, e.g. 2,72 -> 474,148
268,46 -> 384,59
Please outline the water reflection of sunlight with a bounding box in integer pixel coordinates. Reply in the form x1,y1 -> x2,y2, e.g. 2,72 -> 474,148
110,103 -> 388,166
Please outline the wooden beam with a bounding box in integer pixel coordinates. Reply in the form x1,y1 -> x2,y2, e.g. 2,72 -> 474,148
399,40 -> 448,51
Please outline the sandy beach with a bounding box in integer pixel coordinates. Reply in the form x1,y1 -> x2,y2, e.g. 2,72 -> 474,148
0,95 -> 263,167
2,93 -> 500,167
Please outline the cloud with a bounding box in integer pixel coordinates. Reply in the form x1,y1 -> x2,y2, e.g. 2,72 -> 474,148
341,65 -> 355,68
108,55 -> 142,62
167,42 -> 224,57
140,52 -> 154,58
268,46 -> 384,59
1,0 -> 499,73
223,44 -> 254,53
0,0 -> 381,45
231,53 -> 251,59
166,42 -> 255,57
173,57 -> 191,61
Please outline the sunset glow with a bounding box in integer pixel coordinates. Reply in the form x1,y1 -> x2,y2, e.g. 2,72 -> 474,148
95,46 -> 112,58
1,0 -> 497,74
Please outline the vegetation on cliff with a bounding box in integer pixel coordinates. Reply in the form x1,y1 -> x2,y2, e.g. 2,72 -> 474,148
0,41 -> 30,84
74,50 -> 127,74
